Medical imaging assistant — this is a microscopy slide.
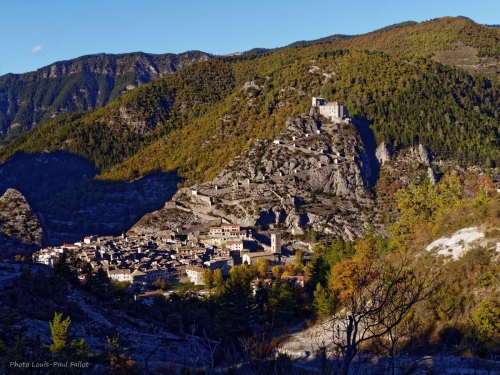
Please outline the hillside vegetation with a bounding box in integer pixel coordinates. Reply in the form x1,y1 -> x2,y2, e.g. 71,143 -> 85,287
338,16 -> 500,59
301,172 -> 500,372
0,60 -> 236,172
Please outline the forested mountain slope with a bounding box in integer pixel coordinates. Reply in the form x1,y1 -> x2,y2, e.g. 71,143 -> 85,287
102,49 -> 500,183
241,33 -> 353,55
337,17 -> 500,77
0,50 -> 211,142
340,17 -> 500,58
246,18 -> 500,77
2,34 -> 500,185
0,59 -> 236,172
0,17 -> 498,149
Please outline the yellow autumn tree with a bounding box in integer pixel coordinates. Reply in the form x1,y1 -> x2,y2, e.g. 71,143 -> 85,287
329,238 -> 378,303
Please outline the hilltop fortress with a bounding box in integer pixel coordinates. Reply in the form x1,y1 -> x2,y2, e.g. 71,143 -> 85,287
312,97 -> 349,121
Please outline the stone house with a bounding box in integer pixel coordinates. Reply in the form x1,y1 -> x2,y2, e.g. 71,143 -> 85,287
204,257 -> 234,275
242,251 -> 275,265
108,268 -> 132,282
185,266 -> 204,285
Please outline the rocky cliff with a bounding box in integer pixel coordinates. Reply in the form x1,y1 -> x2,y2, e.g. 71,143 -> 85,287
0,188 -> 44,258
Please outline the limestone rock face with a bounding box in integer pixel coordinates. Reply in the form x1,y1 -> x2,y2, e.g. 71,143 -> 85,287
281,116 -> 322,139
243,81 -> 261,91
309,106 -> 320,117
376,142 -> 392,165
428,167 -> 438,186
212,114 -> 373,195
0,188 -> 44,258
283,210 -> 307,229
419,144 -> 433,165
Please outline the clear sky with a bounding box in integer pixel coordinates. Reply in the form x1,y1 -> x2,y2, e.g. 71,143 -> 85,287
1,0 -> 499,75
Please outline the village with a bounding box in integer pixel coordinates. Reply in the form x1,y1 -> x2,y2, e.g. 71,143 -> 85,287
32,98 -> 348,293
31,222 -> 306,291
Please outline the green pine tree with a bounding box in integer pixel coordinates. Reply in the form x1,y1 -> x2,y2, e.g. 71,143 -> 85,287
313,283 -> 336,321
215,266 -> 254,345
48,312 -> 71,353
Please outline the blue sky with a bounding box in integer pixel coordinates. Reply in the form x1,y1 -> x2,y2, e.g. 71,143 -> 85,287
1,0 -> 499,75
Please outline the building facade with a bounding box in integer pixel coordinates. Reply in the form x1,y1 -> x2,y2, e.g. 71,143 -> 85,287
271,232 -> 281,254
312,97 -> 348,119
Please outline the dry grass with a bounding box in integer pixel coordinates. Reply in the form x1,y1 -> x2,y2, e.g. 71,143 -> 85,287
433,44 -> 500,77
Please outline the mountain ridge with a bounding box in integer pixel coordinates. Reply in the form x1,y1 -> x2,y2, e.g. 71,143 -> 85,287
2,16 -> 500,147
0,50 -> 212,143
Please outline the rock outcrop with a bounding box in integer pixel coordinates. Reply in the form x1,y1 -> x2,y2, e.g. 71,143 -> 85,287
0,188 -> 44,258
428,167 -> 438,186
376,142 -> 392,165
142,114 -> 376,240
411,144 -> 433,166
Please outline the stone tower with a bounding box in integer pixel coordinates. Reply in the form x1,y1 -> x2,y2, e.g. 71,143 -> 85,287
271,232 -> 281,254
